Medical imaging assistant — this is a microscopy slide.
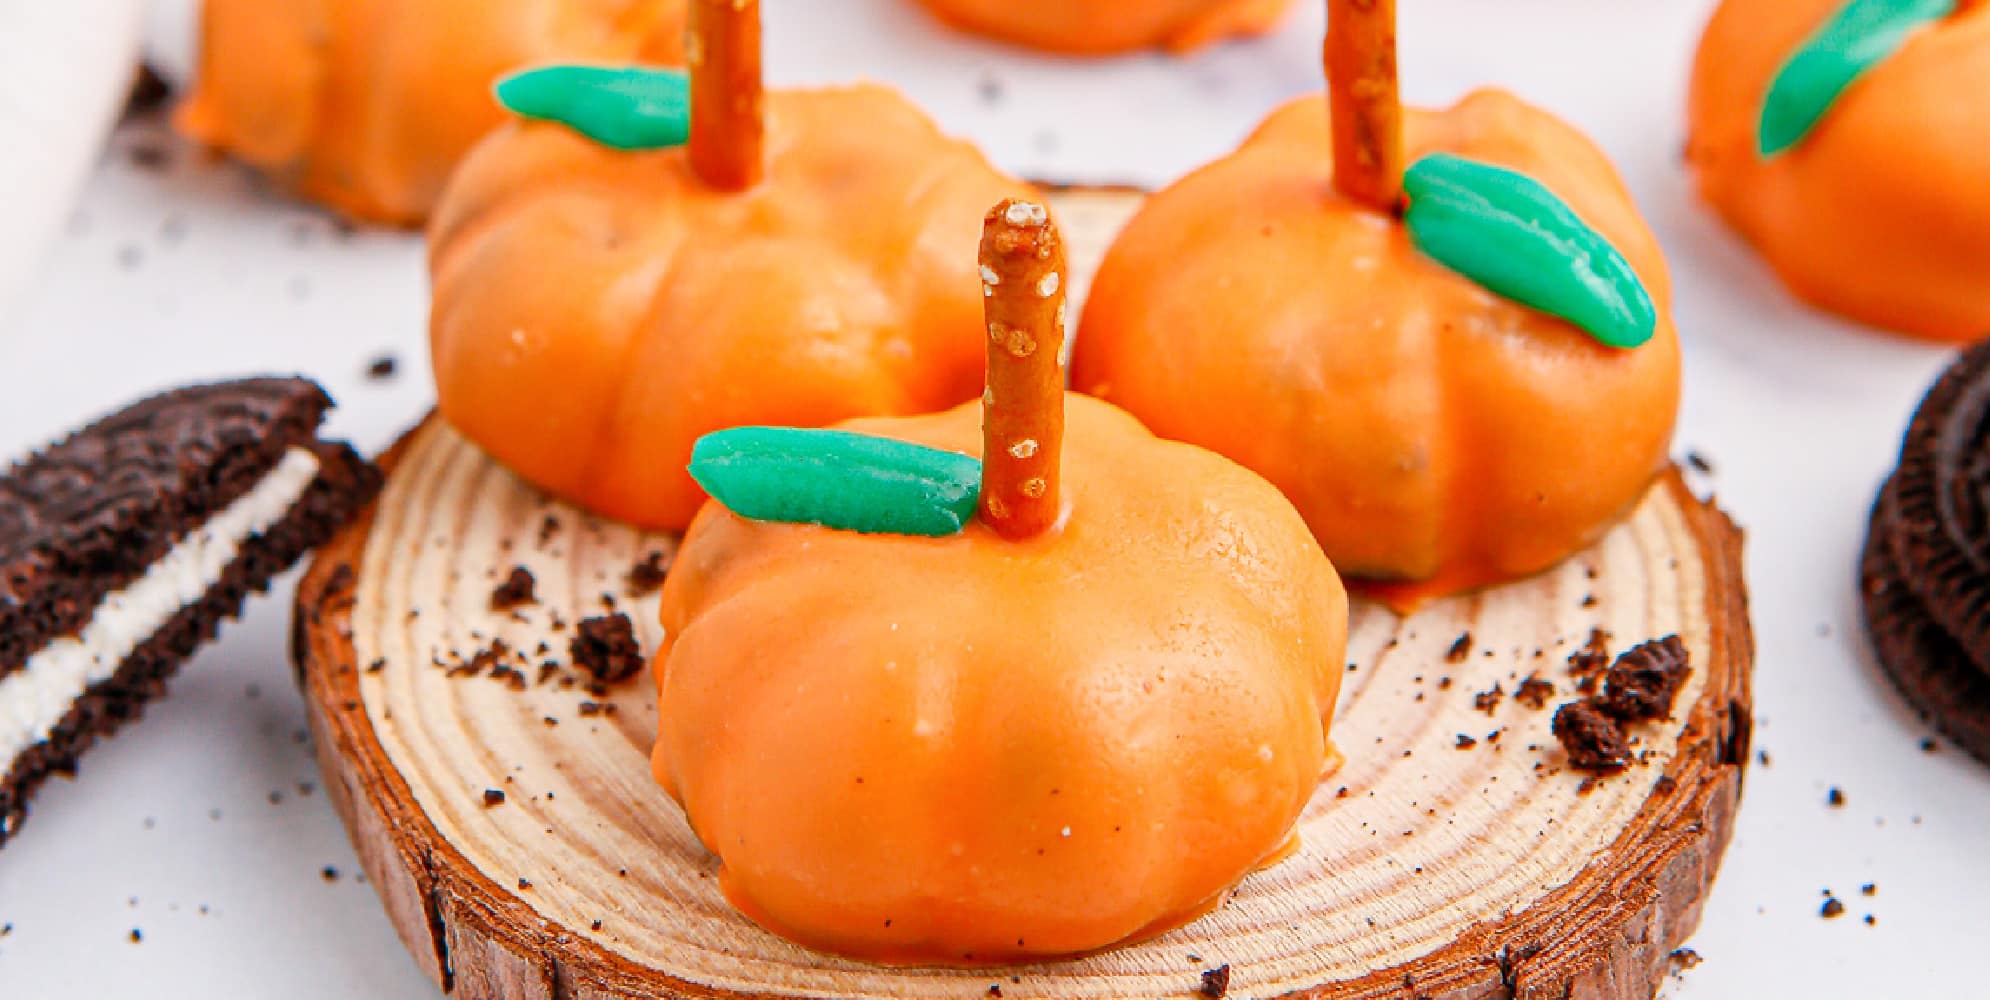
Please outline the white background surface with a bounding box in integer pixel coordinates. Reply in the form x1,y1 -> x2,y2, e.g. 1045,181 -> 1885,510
0,1 -> 1985,997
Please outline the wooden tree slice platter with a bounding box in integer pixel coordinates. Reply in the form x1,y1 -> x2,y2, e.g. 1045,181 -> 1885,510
293,189 -> 1752,1000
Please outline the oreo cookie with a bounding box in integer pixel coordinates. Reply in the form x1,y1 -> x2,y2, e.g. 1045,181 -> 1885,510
1883,338 -> 1990,678
1861,482 -> 1990,764
0,377 -> 380,846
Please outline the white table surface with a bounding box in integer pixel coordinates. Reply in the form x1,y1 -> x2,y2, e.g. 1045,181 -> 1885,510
0,1 -> 1984,997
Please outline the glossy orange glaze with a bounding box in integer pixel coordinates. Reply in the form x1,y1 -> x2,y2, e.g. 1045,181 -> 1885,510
429,85 -> 1035,531
176,0 -> 686,225
913,0 -> 1295,54
1072,90 -> 1680,605
1688,0 -> 1990,340
653,393 -> 1347,963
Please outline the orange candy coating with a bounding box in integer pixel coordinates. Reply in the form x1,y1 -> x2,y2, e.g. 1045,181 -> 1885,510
1072,90 -> 1680,603
176,0 -> 686,225
1688,0 -> 1990,341
912,0 -> 1295,55
429,85 -> 1036,531
653,394 -> 1347,963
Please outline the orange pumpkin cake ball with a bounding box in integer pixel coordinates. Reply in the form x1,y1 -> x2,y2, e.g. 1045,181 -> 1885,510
1688,0 -> 1990,340
652,201 -> 1347,963
429,1 -> 1035,531
177,0 -> 687,225
1073,0 -> 1680,605
912,0 -> 1297,55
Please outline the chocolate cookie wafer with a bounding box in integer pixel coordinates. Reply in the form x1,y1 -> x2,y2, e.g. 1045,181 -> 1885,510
1862,480 -> 1990,764
1884,338 -> 1990,678
0,377 -> 380,846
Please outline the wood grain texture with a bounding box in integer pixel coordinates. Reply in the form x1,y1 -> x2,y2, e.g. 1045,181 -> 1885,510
293,189 -> 1751,1000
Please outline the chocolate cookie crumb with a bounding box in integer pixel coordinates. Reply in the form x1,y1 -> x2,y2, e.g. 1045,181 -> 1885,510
483,789 -> 506,807
627,551 -> 670,594
1514,673 -> 1555,709
571,614 -> 645,684
1474,683 -> 1503,716
1861,883 -> 1876,896
1446,632 -> 1471,663
321,866 -> 340,883
1568,628 -> 1612,678
128,144 -> 171,171
1455,734 -> 1477,749
1199,964 -> 1231,999
1552,700 -> 1632,773
1827,787 -> 1845,808
1820,897 -> 1845,919
123,63 -> 173,119
1669,948 -> 1702,972
463,641 -> 512,678
1685,451 -> 1714,475
130,928 -> 142,944
365,354 -> 398,381
491,566 -> 537,610
1598,635 -> 1690,721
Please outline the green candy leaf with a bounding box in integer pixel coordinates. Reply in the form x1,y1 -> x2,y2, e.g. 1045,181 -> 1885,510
688,428 -> 983,538
1402,153 -> 1657,350
1759,0 -> 1953,156
494,64 -> 690,150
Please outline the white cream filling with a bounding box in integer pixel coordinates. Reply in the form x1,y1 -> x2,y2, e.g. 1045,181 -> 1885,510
0,448 -> 323,770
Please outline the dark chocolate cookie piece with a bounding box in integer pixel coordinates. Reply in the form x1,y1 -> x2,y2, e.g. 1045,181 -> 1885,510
1861,480 -> 1990,765
0,378 -> 334,677
1885,339 -> 1990,678
0,437 -> 379,845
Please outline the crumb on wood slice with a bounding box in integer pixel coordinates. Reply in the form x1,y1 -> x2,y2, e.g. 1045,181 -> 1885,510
1199,964 -> 1231,999
1445,631 -> 1471,663
626,550 -> 670,594
1552,699 -> 1632,773
1599,634 -> 1689,721
490,566 -> 537,610
570,613 -> 645,684
1514,673 -> 1555,710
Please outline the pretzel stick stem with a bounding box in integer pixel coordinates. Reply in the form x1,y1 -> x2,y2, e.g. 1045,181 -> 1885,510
978,199 -> 1067,541
688,0 -> 764,190
1326,0 -> 1404,211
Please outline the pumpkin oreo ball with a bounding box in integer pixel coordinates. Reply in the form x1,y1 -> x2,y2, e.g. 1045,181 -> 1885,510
1688,0 -> 1990,340
652,201 -> 1347,962
430,0 -> 1036,530
1073,0 -> 1680,607
911,0 -> 1296,55
176,0 -> 687,225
